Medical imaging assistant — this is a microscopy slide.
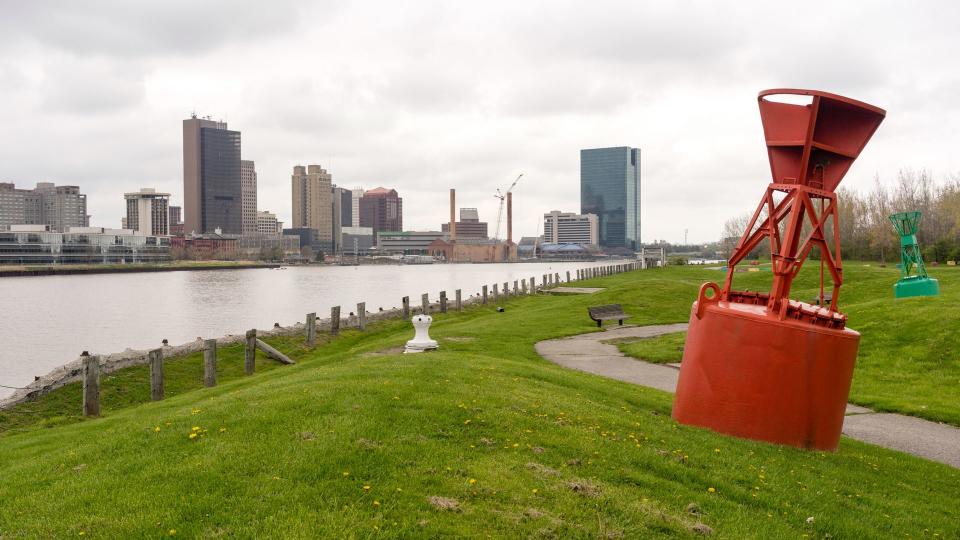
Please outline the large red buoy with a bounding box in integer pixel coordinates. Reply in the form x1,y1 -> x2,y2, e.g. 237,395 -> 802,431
672,89 -> 885,451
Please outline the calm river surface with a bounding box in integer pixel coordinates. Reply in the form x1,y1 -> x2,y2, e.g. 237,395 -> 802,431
0,261 -> 615,397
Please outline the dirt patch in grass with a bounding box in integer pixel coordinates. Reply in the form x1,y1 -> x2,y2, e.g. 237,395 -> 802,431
428,496 -> 461,512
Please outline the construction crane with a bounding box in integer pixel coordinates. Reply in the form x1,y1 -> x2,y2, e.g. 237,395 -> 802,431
493,173 -> 523,240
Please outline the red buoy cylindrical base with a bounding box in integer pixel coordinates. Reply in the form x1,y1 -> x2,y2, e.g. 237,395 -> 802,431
672,293 -> 859,451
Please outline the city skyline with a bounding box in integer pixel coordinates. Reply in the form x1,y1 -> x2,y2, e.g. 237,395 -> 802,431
2,2 -> 960,243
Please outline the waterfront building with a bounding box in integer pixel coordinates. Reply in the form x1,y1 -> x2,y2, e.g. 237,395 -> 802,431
169,233 -> 237,260
241,160 -> 258,235
377,230 -> 443,255
124,188 -> 170,236
0,182 -> 88,232
359,187 -> 402,234
256,210 -> 282,236
0,225 -> 170,265
543,210 -> 598,246
341,226 -> 375,255
183,115 -> 242,235
580,146 -> 641,250
236,234 -> 299,260
291,165 -> 333,252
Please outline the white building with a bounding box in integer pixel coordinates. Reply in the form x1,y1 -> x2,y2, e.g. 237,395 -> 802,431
543,211 -> 598,246
351,188 -> 364,227
124,188 -> 170,236
241,160 -> 258,235
256,210 -> 282,236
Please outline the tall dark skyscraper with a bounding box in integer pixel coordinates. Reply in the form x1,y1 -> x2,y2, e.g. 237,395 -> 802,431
183,115 -> 242,234
580,147 -> 641,250
359,187 -> 403,233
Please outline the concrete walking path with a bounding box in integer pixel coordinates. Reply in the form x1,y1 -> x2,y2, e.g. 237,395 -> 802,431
535,324 -> 960,469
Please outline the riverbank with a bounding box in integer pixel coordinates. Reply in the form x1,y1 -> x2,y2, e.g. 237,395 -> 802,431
0,265 -> 956,538
0,260 -> 281,277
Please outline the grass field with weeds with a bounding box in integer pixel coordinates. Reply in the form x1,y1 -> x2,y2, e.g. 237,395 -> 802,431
1,267 -> 958,538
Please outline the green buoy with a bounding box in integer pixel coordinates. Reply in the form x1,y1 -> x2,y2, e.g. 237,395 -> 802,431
889,211 -> 939,298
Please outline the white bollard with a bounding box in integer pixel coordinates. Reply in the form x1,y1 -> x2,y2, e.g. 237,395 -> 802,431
404,314 -> 439,353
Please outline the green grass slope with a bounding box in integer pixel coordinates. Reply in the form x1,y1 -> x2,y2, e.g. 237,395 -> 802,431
0,270 -> 958,538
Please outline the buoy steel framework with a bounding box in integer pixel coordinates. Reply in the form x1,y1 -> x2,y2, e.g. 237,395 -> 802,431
672,89 -> 886,451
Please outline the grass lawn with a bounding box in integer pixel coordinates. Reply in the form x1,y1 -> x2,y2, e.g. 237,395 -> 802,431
0,269 -> 958,538
613,262 -> 960,426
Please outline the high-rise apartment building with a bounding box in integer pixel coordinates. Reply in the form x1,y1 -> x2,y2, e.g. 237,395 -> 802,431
359,187 -> 402,233
241,160 -> 258,235
543,210 -> 598,246
125,188 -> 170,236
580,147 -> 641,250
168,206 -> 182,227
256,210 -> 282,236
0,182 -> 88,232
183,115 -> 242,235
291,165 -> 333,250
351,188 -> 363,227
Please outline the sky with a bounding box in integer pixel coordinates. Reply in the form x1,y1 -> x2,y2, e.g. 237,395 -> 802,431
1,1 -> 958,244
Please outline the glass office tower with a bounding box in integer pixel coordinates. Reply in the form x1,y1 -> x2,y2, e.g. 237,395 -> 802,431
580,147 -> 641,250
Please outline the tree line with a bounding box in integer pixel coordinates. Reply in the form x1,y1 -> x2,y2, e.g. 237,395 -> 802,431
721,169 -> 960,264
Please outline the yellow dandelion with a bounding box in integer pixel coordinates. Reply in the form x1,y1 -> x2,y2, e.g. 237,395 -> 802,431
531,488 -> 539,494
219,427 -> 226,433
168,529 -> 177,536
154,426 -> 161,433
396,487 -> 402,492
343,471 -> 350,477
373,500 -> 380,507
512,443 -> 519,448
363,485 -> 371,491
78,532 -> 85,537
707,487 -> 716,493
469,478 -> 477,485
464,419 -> 471,425
714,448 -> 721,453
191,426 -> 200,432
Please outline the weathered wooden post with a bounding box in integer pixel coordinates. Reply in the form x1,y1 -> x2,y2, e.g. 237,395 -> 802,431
501,281 -> 507,299
203,339 -> 217,387
513,280 -> 519,295
542,274 -> 548,288
455,289 -> 462,311
402,296 -> 410,320
421,293 -> 429,314
482,285 -> 488,304
82,352 -> 100,417
245,329 -> 256,375
305,312 -> 317,346
555,272 -> 560,284
357,302 -> 367,330
149,348 -> 164,401
492,283 -> 499,303
529,276 -> 536,292
521,279 -> 527,294
439,292 -> 447,313
331,306 -> 341,336
566,270 -> 571,282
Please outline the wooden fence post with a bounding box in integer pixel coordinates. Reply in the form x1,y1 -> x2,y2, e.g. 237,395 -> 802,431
331,306 -> 341,336
306,312 -> 317,346
555,272 -> 560,284
402,296 -> 410,320
513,280 -> 519,295
421,293 -> 430,314
149,348 -> 164,401
82,353 -> 100,417
455,289 -> 462,311
245,329 -> 256,375
521,279 -> 527,294
358,302 -> 367,330
439,292 -> 447,313
566,270 -> 571,282
482,285 -> 488,304
530,276 -> 536,292
503,281 -> 509,298
492,283 -> 499,303
203,339 -> 217,387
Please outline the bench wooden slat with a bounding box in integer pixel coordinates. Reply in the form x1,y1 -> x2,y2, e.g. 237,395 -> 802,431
587,304 -> 632,328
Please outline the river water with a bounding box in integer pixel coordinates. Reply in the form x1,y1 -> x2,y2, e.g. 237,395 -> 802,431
0,261 -> 616,397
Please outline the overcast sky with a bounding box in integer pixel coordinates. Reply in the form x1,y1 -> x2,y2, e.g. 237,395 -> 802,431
1,1 -> 958,243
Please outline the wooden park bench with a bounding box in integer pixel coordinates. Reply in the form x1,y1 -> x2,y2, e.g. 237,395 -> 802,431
587,304 -> 632,328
